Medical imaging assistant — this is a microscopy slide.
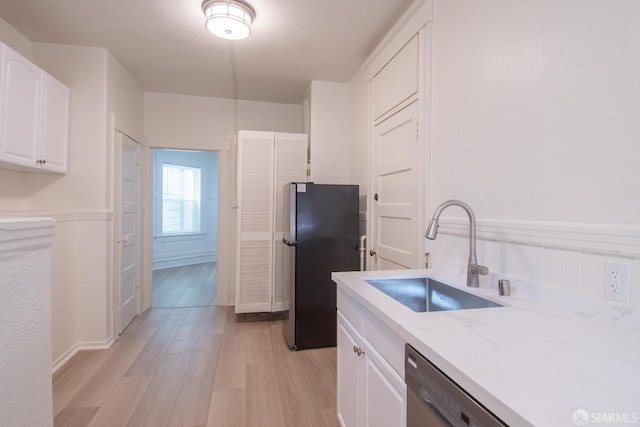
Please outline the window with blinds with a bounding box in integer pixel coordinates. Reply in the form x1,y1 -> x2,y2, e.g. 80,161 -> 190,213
161,163 -> 202,234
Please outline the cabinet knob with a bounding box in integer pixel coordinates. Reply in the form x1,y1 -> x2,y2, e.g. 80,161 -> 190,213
353,345 -> 358,354
369,249 -> 377,257
374,193 -> 379,201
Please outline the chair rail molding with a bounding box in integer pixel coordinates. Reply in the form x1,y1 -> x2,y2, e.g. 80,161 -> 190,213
435,218 -> 640,259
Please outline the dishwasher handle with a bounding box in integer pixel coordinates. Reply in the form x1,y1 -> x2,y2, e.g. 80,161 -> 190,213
418,388 -> 454,427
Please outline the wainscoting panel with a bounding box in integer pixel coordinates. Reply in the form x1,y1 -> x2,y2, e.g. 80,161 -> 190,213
430,218 -> 640,307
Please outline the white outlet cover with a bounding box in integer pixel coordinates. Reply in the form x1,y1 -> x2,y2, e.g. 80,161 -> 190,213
605,261 -> 631,303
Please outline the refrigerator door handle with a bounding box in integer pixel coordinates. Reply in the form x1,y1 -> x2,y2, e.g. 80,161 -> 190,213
283,237 -> 297,247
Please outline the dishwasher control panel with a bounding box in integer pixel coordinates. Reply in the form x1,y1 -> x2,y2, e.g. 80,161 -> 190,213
405,344 -> 507,427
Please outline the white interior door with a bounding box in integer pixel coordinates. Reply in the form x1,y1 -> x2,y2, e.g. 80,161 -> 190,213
235,131 -> 275,313
118,133 -> 140,333
370,101 -> 421,270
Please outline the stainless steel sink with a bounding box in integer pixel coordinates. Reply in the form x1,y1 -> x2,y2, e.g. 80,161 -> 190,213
364,277 -> 502,312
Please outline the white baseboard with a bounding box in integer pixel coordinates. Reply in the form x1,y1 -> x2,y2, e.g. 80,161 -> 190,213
152,252 -> 216,270
51,337 -> 114,374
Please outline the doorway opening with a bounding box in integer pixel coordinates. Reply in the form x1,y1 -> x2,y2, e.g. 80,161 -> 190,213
151,149 -> 219,308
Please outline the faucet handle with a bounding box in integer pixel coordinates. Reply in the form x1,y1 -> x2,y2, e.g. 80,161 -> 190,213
470,264 -> 489,275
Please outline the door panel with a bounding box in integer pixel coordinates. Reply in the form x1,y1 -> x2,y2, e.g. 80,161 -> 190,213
337,313 -> 362,427
0,45 -> 41,168
371,101 -> 420,270
119,133 -> 140,333
40,72 -> 69,172
272,133 -> 307,311
236,131 -> 275,313
363,341 -> 406,427
372,35 -> 419,120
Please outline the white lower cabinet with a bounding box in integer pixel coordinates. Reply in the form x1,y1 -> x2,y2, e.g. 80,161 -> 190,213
337,311 -> 406,427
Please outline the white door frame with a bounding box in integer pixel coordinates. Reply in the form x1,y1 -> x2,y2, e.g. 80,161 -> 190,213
366,26 -> 430,271
140,142 -> 231,312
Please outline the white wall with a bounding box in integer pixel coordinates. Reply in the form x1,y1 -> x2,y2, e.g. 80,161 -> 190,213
0,41 -> 145,368
429,0 -> 640,224
144,92 -> 302,305
426,0 -> 640,306
29,44 -> 112,366
307,81 -> 350,184
29,44 -> 108,211
346,0 -> 640,305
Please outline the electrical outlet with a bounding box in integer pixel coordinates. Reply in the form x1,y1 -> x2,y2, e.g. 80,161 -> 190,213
609,270 -> 621,294
605,261 -> 631,303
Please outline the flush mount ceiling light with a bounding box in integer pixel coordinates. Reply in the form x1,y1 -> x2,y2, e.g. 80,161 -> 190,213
202,0 -> 256,41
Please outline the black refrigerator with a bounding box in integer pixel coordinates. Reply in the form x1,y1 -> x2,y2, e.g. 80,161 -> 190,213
282,182 -> 359,350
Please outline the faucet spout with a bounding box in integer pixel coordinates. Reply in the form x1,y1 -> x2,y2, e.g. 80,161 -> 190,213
425,200 -> 488,287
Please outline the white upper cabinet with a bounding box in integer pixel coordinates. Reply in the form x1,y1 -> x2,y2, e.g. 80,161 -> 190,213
39,72 -> 70,173
0,43 -> 41,169
0,43 -> 69,173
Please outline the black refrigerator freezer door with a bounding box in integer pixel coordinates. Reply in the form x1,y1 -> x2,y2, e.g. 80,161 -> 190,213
293,183 -> 359,349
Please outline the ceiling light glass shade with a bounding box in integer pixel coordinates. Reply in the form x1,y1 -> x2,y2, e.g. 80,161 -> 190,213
203,0 -> 255,41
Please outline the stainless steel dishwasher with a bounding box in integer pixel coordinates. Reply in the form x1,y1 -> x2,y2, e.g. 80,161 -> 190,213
405,344 -> 507,427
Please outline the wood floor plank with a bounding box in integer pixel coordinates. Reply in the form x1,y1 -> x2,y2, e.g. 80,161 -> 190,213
126,351 -> 192,426
165,369 -> 217,426
268,323 -> 326,427
213,329 -> 246,390
206,389 -> 246,427
296,347 -> 338,412
86,376 -> 153,427
64,327 -> 156,409
166,336 -> 223,426
213,309 -> 247,391
52,350 -> 113,416
246,322 -> 274,365
54,407 -> 99,427
321,407 -> 340,427
246,362 -> 287,427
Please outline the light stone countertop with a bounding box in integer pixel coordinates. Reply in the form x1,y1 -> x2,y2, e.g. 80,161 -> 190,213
332,268 -> 640,427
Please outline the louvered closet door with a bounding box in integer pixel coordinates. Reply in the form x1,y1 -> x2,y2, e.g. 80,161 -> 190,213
236,131 -> 275,313
272,133 -> 308,311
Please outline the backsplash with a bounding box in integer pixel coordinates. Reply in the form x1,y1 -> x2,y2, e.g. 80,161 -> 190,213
429,218 -> 640,308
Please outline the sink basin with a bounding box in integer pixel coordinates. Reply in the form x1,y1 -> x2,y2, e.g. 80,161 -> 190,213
364,277 -> 502,312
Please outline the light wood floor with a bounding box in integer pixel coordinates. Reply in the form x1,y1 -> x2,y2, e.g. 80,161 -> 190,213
152,263 -> 217,308
53,306 -> 338,427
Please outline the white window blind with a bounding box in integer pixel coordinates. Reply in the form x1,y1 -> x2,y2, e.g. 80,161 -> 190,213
162,163 -> 202,234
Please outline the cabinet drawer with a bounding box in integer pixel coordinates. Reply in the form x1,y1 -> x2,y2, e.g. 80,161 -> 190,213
337,287 -> 363,334
362,307 -> 406,379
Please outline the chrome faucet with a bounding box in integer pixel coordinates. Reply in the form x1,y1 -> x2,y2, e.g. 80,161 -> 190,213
425,200 -> 489,287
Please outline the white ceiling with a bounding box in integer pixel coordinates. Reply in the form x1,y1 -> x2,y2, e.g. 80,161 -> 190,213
0,0 -> 414,104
